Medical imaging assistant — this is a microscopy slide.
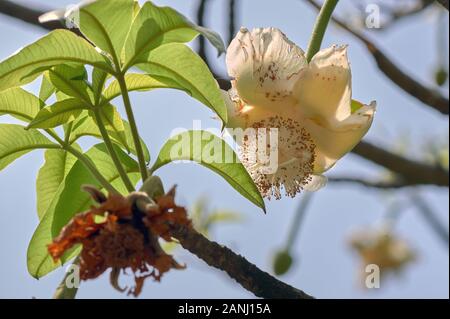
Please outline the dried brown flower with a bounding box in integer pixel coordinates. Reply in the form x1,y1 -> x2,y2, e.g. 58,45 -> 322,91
48,186 -> 190,297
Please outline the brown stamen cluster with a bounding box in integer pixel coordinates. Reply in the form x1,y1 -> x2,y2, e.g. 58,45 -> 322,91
48,186 -> 190,297
240,115 -> 316,199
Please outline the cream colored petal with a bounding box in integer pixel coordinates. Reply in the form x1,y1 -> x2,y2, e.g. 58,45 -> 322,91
226,28 -> 255,80
306,101 -> 376,173
223,88 -> 279,129
294,45 -> 352,128
226,27 -> 307,111
303,174 -> 328,192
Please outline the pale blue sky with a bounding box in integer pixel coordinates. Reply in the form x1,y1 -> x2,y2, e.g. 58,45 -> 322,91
0,0 -> 448,298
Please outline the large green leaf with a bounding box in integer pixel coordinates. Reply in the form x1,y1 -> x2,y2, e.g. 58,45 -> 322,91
36,145 -> 80,219
123,1 -> 225,69
137,44 -> 227,123
0,30 -> 112,91
0,124 -> 59,171
27,143 -> 140,278
151,130 -> 265,211
71,0 -> 135,61
103,73 -> 184,102
0,88 -> 41,122
27,98 -> 88,129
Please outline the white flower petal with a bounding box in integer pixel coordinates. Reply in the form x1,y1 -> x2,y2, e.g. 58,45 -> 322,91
303,174 -> 328,192
223,89 -> 278,129
294,45 -> 352,128
226,27 -> 255,80
226,27 -> 307,111
306,101 -> 376,173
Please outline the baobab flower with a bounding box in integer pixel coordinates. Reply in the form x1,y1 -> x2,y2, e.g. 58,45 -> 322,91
224,27 -> 376,199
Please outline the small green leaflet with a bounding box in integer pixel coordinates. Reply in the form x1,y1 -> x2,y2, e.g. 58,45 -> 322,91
137,44 -> 227,124
0,30 -> 112,91
0,124 -> 59,171
123,1 -> 225,69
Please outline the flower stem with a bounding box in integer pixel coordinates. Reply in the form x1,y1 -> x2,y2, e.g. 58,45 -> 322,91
92,108 -> 135,192
116,73 -> 149,182
285,192 -> 314,251
305,0 -> 340,62
53,257 -> 80,299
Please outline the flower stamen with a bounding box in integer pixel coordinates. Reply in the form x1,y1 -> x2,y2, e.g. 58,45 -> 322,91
239,115 -> 316,199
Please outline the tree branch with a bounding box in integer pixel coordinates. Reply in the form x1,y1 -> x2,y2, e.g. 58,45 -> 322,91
410,192 -> 449,246
328,176 -> 420,189
0,0 -> 54,28
0,0 -> 82,35
196,0 -> 209,63
353,0 -> 435,30
436,0 -> 449,10
228,0 -> 237,45
304,0 -> 449,115
171,224 -> 314,299
353,141 -> 449,187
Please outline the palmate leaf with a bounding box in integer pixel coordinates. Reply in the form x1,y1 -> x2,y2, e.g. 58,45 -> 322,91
123,1 -> 225,70
150,130 -> 265,212
27,143 -> 140,278
27,98 -> 89,129
0,88 -> 41,122
137,44 -> 227,124
0,124 -> 59,171
0,30 -> 112,91
36,145 -> 80,219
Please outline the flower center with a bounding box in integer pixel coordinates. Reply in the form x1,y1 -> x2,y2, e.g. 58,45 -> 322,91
239,115 -> 316,199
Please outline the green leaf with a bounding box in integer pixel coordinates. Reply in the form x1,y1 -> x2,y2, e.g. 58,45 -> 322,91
103,73 -> 185,102
27,143 -> 140,278
69,113 -> 150,162
39,73 -> 56,103
48,65 -> 93,104
92,67 -> 110,104
0,124 -> 58,171
27,98 -> 88,129
151,130 -> 265,211
122,120 -> 151,163
94,104 -> 128,153
0,30 -> 112,91
0,88 -> 41,122
36,145 -> 80,219
123,1 -> 225,69
77,0 -> 135,61
137,44 -> 227,123
205,211 -> 243,228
